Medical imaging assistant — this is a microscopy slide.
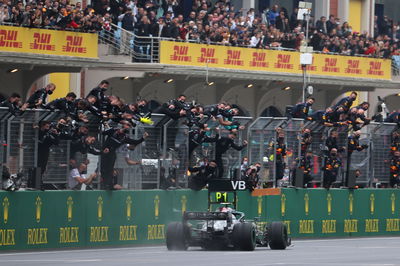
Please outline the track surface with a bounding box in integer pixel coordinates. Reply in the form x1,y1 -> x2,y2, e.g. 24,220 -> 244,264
1,237 -> 399,266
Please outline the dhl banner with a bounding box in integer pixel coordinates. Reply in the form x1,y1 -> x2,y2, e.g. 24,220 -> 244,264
160,41 -> 391,80
0,25 -> 98,58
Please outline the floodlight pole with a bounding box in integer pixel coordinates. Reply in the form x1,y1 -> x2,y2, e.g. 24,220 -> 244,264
302,10 -> 311,103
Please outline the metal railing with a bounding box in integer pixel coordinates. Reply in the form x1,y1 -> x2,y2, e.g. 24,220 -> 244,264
0,107 -> 398,190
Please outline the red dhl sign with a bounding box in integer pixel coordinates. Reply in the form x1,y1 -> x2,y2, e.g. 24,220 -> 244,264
170,45 -> 191,62
249,52 -> 268,68
0,25 -> 97,58
0,29 -> 22,48
160,41 -> 391,80
30,33 -> 55,51
197,47 -> 218,64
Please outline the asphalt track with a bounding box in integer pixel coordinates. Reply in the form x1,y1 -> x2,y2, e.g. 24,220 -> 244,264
1,237 -> 400,266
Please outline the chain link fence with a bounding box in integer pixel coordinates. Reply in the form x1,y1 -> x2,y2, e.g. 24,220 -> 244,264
0,108 -> 398,189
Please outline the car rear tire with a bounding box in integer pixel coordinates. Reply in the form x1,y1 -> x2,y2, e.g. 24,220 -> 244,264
268,222 -> 288,250
233,223 -> 256,251
166,222 -> 189,251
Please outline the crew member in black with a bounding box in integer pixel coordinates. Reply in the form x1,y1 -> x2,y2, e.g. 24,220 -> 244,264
391,131 -> 400,155
291,97 -> 315,119
292,152 -> 313,187
242,162 -> 261,191
215,132 -> 247,178
100,120 -> 148,190
300,128 -> 312,157
333,91 -> 357,112
346,131 -> 368,186
274,128 -> 287,185
159,94 -> 188,120
390,151 -> 400,187
26,83 -> 56,108
188,124 -> 218,159
323,148 -> 341,188
37,120 -> 65,188
325,130 -> 345,153
86,80 -> 109,109
47,92 -> 77,118
188,160 -> 218,191
0,93 -> 28,116
385,110 -> 400,124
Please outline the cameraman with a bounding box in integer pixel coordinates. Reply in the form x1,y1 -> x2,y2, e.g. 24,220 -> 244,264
242,162 -> 261,191
68,163 -> 97,190
188,160 -> 218,191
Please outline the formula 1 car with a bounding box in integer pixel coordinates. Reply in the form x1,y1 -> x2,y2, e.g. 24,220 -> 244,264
166,180 -> 290,251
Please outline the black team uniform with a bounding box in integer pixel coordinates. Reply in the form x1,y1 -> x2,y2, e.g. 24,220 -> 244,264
323,152 -> 341,188
390,154 -> 400,187
215,136 -> 246,178
188,164 -> 218,190
188,128 -> 218,158
346,134 -> 368,186
27,88 -> 53,108
275,136 -> 287,185
100,128 -> 145,190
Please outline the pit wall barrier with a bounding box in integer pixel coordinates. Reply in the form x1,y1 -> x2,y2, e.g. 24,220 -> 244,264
1,189 -> 400,251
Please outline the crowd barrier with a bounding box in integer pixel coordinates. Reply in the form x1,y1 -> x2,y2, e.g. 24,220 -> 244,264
0,108 -> 398,189
0,188 -> 400,250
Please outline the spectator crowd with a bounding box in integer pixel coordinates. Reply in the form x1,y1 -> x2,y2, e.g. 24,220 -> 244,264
1,0 -> 400,58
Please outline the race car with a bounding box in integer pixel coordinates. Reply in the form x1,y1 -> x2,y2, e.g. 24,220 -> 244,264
166,179 -> 290,251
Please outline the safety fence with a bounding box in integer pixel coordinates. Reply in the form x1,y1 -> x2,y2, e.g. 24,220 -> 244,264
0,108 -> 398,189
0,189 -> 400,250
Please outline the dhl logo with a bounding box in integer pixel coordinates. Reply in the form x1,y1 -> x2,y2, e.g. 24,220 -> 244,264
249,52 -> 268,68
170,45 -> 191,62
224,50 -> 244,66
345,59 -> 362,74
0,29 -> 22,48
62,36 -> 87,54
322,58 -> 340,73
367,61 -> 384,76
30,33 -> 55,51
197,48 -> 217,64
325,58 -> 337,67
274,54 -> 293,69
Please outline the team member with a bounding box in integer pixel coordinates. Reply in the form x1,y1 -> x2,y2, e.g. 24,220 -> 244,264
27,83 -> 56,108
68,163 -> 97,190
100,120 -> 148,190
0,93 -> 28,116
323,148 -> 341,188
291,97 -> 315,119
215,132 -> 247,178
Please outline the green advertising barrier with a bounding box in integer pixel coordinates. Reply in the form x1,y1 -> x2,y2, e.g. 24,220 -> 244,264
0,188 -> 400,251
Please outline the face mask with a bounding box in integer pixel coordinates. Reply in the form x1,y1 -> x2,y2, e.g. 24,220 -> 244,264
331,153 -> 337,157
47,90 -> 53,95
243,161 -> 248,166
256,166 -> 261,171
199,161 -> 205,166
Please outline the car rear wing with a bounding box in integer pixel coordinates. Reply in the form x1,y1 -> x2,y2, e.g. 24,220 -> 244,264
183,211 -> 230,221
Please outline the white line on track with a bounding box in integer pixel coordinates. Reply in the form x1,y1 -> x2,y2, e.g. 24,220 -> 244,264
0,259 -> 102,263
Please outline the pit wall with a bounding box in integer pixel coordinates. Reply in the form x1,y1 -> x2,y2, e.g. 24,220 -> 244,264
0,189 -> 399,251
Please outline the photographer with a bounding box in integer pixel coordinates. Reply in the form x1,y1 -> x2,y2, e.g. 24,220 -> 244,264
242,162 -> 261,191
68,162 -> 97,190
188,160 -> 218,191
